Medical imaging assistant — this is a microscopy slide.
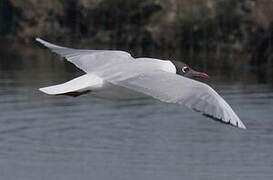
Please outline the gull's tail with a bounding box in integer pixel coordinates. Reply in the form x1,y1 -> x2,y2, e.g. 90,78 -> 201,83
40,74 -> 103,97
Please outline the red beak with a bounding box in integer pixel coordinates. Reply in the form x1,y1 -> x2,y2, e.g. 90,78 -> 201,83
193,72 -> 209,79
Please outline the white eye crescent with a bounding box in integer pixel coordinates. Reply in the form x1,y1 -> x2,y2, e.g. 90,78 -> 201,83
182,66 -> 190,73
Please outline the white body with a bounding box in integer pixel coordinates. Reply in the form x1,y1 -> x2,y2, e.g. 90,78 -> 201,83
40,58 -> 176,99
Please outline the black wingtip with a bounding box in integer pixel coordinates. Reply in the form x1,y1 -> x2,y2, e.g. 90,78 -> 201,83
202,113 -> 243,129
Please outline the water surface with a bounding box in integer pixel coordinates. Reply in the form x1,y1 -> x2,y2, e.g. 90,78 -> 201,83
0,47 -> 273,180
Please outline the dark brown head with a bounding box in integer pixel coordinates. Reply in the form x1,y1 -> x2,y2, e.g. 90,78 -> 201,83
171,60 -> 209,79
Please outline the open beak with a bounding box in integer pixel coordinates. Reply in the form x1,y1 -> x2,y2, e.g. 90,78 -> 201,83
192,71 -> 209,79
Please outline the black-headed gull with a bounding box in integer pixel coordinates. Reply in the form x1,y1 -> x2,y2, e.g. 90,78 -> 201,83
36,38 -> 246,129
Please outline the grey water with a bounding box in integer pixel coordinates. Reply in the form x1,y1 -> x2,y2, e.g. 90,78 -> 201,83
0,46 -> 273,180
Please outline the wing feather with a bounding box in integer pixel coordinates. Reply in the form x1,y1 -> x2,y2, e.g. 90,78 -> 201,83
36,38 -> 133,73
109,70 -> 246,129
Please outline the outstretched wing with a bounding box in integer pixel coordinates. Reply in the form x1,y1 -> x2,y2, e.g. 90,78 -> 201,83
36,38 -> 134,73
109,70 -> 246,129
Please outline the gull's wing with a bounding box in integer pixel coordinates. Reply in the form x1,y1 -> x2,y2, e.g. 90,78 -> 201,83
36,38 -> 134,73
109,70 -> 246,129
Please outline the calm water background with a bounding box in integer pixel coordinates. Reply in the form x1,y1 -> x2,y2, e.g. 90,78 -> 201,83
0,45 -> 273,180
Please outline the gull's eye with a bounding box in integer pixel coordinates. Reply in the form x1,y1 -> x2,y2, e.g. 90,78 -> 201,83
182,66 -> 190,73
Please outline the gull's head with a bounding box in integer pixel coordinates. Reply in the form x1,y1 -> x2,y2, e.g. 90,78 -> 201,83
171,61 -> 209,79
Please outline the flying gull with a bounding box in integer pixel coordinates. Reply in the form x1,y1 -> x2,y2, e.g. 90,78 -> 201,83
36,38 -> 246,129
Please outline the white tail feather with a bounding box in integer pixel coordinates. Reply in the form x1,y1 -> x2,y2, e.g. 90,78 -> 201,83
39,74 -> 103,95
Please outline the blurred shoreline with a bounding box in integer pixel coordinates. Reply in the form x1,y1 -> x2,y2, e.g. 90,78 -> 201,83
1,0 -> 273,82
